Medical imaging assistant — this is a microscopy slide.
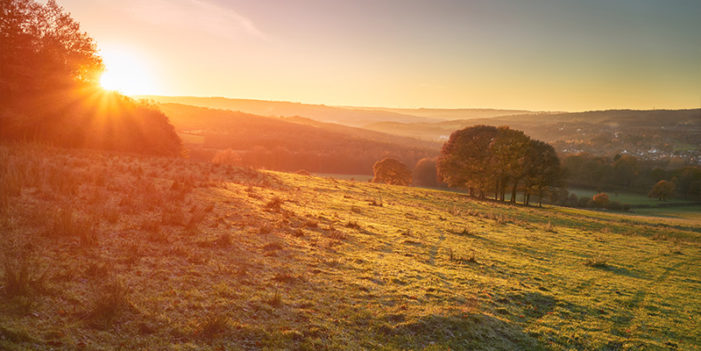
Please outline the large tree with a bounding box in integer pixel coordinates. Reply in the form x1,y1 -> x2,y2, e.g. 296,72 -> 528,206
372,158 -> 412,186
437,125 -> 498,199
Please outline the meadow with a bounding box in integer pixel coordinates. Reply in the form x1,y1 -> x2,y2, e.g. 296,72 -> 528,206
0,144 -> 699,350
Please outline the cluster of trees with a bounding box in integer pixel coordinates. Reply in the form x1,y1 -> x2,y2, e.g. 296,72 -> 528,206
562,153 -> 701,200
1,0 -> 181,156
437,125 -> 561,206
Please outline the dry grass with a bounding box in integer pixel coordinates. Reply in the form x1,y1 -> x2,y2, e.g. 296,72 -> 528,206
0,143 -> 699,350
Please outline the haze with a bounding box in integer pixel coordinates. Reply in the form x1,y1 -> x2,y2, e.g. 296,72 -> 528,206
59,0 -> 701,110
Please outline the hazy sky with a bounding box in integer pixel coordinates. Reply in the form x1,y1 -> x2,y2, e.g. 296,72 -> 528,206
60,0 -> 701,111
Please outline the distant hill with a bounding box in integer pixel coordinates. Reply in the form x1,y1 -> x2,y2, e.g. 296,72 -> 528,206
156,103 -> 439,174
139,96 -> 440,126
365,109 -> 701,162
344,106 -> 537,120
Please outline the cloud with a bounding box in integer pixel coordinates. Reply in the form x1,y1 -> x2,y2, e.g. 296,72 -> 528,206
123,0 -> 267,41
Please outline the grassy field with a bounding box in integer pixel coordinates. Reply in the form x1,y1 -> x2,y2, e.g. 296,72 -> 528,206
0,144 -> 699,350
631,205 -> 701,222
567,188 -> 695,207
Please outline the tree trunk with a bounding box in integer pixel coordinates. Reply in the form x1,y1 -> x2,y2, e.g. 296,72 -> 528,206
510,180 -> 518,204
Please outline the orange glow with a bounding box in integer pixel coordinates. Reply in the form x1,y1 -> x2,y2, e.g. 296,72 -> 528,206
99,47 -> 156,95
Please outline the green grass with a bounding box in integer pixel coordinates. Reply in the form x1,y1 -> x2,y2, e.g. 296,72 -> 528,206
568,187 -> 695,206
0,144 -> 699,350
631,205 -> 701,222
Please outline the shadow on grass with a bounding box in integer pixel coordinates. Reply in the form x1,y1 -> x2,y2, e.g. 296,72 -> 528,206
384,313 -> 546,350
591,264 -> 645,279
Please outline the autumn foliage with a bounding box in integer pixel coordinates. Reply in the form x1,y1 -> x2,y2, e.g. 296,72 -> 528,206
372,158 -> 412,186
0,0 -> 181,156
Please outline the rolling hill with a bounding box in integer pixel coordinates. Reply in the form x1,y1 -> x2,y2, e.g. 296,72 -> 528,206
139,96 -> 440,127
365,109 -> 701,160
138,96 -> 540,127
155,103 -> 440,174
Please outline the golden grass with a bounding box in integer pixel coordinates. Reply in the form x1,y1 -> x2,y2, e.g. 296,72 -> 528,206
0,143 -> 699,350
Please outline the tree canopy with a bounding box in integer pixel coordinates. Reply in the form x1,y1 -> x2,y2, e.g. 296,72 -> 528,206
437,125 -> 561,206
372,158 -> 412,186
0,0 -> 181,156
648,180 -> 675,201
412,157 -> 440,187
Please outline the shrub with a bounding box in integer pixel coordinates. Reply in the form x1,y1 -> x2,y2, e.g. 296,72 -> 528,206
592,193 -> 609,208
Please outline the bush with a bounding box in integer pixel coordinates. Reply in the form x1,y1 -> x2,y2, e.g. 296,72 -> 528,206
592,193 -> 609,208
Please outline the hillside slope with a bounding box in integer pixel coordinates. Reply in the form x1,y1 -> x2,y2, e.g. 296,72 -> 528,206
1,144 -> 699,350
157,103 -> 439,174
139,96 -> 440,126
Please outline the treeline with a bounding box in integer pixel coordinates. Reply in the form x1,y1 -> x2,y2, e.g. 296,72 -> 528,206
438,125 -> 561,206
562,153 -> 701,200
0,0 -> 181,156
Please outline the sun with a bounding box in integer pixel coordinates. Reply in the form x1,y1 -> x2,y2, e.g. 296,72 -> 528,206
99,47 -> 156,95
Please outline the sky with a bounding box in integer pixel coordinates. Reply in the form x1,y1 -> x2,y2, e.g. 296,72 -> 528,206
59,0 -> 701,111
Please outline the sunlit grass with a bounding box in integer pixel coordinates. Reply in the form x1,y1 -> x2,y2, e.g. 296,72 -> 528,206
0,143 -> 698,350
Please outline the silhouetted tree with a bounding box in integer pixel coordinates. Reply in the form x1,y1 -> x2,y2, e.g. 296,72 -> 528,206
1,0 -> 102,104
0,0 -> 182,156
648,180 -> 675,201
372,158 -> 411,186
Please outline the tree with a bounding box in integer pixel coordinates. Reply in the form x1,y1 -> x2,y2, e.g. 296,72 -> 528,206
0,0 -> 182,156
412,157 -> 439,187
491,127 -> 530,203
648,180 -> 675,201
372,158 -> 411,186
437,125 -> 498,199
1,0 -> 102,105
524,140 -> 561,206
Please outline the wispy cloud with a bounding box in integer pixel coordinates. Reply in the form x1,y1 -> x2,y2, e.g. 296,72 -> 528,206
123,0 -> 268,41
